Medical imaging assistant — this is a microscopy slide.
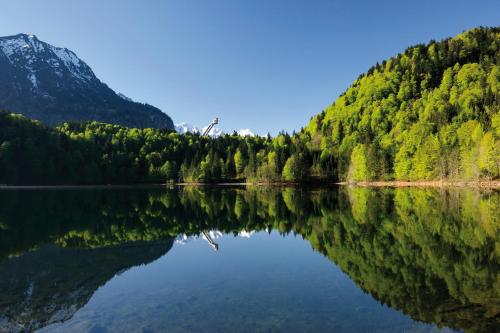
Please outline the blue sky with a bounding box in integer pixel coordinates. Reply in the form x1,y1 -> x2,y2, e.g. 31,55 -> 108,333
1,0 -> 499,134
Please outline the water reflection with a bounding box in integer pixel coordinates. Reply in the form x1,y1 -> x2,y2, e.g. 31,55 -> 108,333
0,187 -> 497,332
0,242 -> 172,332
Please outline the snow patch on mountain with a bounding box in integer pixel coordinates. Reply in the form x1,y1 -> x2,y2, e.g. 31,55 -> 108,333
0,36 -> 30,60
27,73 -> 38,88
49,45 -> 92,81
0,33 -> 95,85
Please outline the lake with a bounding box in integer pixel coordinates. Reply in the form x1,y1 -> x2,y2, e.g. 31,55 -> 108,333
0,186 -> 498,332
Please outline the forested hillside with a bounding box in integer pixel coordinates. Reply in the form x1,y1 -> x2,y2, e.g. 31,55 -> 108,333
304,26 -> 499,181
0,27 -> 498,185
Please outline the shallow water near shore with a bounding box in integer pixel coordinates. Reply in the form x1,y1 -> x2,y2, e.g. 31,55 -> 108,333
0,186 -> 498,332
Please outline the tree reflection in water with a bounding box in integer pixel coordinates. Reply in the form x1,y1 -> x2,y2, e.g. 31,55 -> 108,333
0,186 -> 497,332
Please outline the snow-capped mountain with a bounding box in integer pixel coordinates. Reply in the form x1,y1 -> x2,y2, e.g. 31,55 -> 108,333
0,33 -> 174,129
0,34 -> 95,84
175,122 -> 255,137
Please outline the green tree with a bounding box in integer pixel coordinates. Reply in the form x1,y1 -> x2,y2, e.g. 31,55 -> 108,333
349,144 -> 374,181
282,154 -> 307,181
478,132 -> 498,178
234,148 -> 246,176
161,161 -> 178,181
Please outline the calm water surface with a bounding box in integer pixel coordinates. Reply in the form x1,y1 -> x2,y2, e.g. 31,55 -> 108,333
0,186 -> 498,332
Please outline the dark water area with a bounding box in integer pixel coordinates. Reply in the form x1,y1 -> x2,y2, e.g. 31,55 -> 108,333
0,186 -> 498,333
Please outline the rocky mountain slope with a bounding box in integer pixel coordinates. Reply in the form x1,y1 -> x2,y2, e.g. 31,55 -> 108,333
0,34 -> 174,129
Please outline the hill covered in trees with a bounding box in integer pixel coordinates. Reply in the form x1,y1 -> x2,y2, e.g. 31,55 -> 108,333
303,26 -> 499,181
0,27 -> 498,185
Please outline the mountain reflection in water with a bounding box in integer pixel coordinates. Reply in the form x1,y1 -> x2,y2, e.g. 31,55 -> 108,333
0,187 -> 497,332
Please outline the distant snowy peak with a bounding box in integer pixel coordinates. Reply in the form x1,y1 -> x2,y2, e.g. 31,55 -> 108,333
175,122 -> 201,135
236,129 -> 255,137
174,122 -> 221,137
175,122 -> 255,137
0,33 -> 96,88
201,124 -> 224,138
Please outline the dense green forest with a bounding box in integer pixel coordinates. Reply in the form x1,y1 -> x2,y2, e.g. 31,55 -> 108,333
304,26 -> 499,181
0,110 -> 311,185
0,187 -> 498,332
0,111 -> 279,184
0,27 -> 498,185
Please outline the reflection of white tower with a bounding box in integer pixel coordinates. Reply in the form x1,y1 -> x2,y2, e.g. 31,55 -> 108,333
201,230 -> 219,251
175,230 -> 255,251
175,231 -> 221,251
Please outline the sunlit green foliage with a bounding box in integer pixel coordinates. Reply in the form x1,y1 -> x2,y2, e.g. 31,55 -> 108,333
282,154 -> 307,181
304,27 -> 500,181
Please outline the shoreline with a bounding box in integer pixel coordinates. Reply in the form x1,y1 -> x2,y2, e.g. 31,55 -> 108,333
0,180 -> 499,190
339,180 -> 500,189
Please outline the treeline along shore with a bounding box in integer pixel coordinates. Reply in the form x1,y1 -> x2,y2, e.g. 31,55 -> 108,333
0,27 -> 499,186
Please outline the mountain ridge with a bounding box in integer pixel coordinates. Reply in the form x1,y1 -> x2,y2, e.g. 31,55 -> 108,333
0,33 -> 174,129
